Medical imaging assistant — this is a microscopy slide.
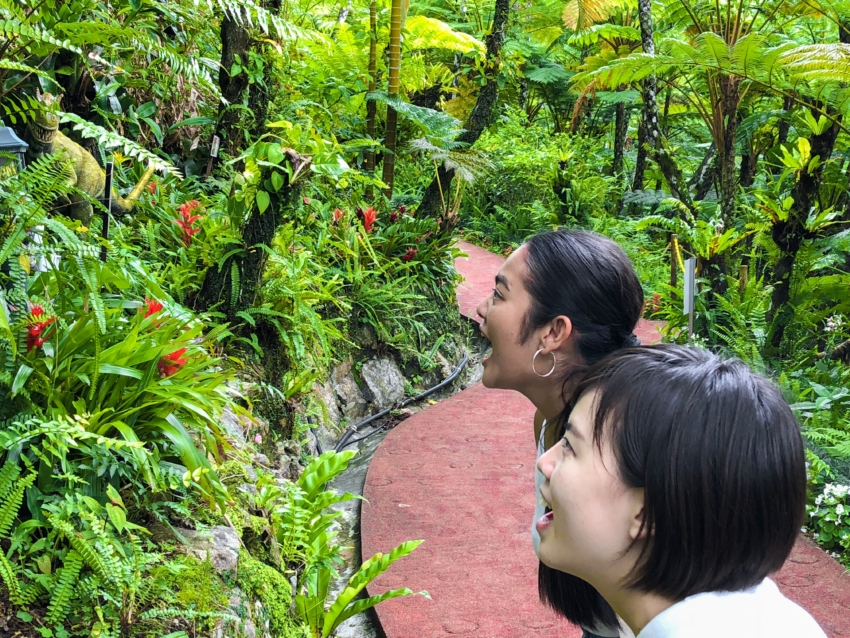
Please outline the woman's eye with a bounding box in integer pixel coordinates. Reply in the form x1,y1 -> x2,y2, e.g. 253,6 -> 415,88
492,288 -> 503,300
561,437 -> 573,452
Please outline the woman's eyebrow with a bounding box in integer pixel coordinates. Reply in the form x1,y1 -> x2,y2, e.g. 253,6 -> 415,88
495,274 -> 510,290
565,420 -> 585,442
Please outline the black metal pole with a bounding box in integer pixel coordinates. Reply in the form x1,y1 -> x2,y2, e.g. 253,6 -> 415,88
100,161 -> 113,262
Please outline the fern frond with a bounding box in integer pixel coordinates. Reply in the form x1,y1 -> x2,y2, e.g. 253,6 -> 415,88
45,550 -> 83,625
568,23 -> 640,48
47,515 -> 117,587
55,22 -> 221,101
525,63 -> 572,84
0,472 -> 35,538
0,60 -> 51,79
0,18 -> 83,53
562,0 -> 624,30
0,550 -> 22,604
59,113 -> 180,177
0,461 -> 21,503
230,261 -> 240,308
404,16 -> 485,54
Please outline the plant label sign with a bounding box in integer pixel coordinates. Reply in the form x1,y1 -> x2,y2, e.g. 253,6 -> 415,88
683,257 -> 696,338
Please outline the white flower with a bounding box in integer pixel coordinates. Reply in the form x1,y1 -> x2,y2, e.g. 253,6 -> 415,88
837,504 -> 845,516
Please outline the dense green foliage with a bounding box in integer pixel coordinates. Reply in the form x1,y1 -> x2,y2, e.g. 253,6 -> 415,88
1,0 -> 850,631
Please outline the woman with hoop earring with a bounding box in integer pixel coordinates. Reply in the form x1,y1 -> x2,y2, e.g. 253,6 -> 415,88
475,229 -> 644,638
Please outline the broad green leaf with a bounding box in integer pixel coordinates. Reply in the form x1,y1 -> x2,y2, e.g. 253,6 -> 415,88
11,365 -> 33,396
98,364 -> 144,380
256,190 -> 270,213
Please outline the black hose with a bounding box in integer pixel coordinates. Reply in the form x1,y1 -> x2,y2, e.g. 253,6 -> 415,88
333,351 -> 469,452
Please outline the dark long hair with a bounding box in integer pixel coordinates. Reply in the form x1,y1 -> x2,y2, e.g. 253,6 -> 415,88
523,229 -> 644,629
543,345 -> 806,626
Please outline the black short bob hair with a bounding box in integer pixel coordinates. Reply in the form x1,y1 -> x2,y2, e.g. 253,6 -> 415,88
540,344 -> 806,627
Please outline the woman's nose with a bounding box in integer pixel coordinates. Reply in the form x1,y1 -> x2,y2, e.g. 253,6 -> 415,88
537,447 -> 555,480
476,297 -> 488,322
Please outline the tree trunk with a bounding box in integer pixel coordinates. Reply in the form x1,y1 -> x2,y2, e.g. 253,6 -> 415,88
364,0 -> 378,178
612,102 -> 628,177
689,143 -> 716,200
247,0 -> 283,138
631,117 -> 648,192
519,78 -> 529,112
777,95 -> 794,147
416,0 -> 511,220
194,150 -> 306,316
768,113 -> 840,350
635,0 -> 692,211
380,0 -> 404,198
654,87 -> 671,190
718,75 -> 741,223
216,13 -> 252,155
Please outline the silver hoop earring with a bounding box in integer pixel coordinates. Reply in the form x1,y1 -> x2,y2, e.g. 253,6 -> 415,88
532,349 -> 557,378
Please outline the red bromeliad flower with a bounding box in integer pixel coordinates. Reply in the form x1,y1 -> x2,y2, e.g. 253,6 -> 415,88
143,298 -> 164,318
26,303 -> 56,352
173,201 -> 203,246
398,205 -> 406,214
147,180 -> 157,194
303,196 -> 311,205
362,207 -> 378,233
389,211 -> 398,223
333,208 -> 344,223
651,293 -> 661,314
158,348 -> 188,378
402,247 -> 418,262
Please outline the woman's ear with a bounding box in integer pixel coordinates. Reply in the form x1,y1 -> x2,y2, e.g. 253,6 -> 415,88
628,488 -> 647,541
540,315 -> 573,352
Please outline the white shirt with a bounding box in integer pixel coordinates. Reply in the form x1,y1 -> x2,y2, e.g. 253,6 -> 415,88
637,578 -> 827,638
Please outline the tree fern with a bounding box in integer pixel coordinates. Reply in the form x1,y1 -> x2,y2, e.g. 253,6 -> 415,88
45,550 -> 83,625
562,0 -> 625,31
404,16 -> 485,54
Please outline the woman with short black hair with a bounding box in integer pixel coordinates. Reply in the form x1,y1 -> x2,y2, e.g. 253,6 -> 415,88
536,344 -> 825,637
476,228 -> 645,637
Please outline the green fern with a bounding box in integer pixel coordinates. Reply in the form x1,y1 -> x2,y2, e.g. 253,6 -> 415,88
46,514 -> 117,587
0,471 -> 35,538
45,550 -> 84,625
0,18 -> 82,53
59,112 -> 180,177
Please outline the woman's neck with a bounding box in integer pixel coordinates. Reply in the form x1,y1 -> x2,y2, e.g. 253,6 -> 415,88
523,370 -> 581,424
597,584 -> 676,636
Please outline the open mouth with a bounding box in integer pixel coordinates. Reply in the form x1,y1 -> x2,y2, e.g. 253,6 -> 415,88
31,122 -> 58,144
481,345 -> 493,365
536,508 -> 554,533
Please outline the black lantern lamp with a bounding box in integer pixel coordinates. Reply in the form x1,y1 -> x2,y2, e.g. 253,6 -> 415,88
0,126 -> 28,176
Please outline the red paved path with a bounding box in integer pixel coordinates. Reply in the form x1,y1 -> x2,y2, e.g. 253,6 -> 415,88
362,240 -> 850,637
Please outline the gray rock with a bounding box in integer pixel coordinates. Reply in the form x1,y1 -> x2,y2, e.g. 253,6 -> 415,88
220,405 -> 246,441
332,360 -> 368,419
434,352 -> 454,380
212,587 -> 255,638
253,453 -> 271,467
242,464 -> 258,483
179,526 -> 241,574
237,483 -> 258,497
361,358 -> 405,408
312,381 -> 342,426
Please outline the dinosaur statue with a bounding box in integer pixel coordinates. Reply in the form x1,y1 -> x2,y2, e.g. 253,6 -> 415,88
24,92 -> 155,225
